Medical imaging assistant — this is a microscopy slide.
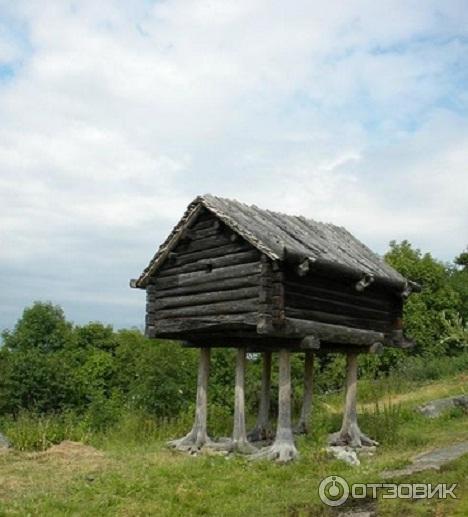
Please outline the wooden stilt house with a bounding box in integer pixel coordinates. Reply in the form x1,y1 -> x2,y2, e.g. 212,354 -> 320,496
131,194 -> 418,352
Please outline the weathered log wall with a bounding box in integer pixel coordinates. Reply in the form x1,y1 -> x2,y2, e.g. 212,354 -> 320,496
143,209 -> 402,344
283,267 -> 399,334
145,209 -> 262,337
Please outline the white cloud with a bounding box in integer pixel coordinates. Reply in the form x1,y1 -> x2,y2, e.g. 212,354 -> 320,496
0,0 -> 467,330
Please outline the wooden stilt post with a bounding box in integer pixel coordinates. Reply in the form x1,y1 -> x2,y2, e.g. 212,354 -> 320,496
168,347 -> 212,452
231,348 -> 256,453
295,351 -> 314,434
248,351 -> 272,442
252,349 -> 298,462
329,351 -> 378,448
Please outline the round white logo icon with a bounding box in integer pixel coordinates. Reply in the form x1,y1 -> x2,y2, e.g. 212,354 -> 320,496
318,475 -> 349,506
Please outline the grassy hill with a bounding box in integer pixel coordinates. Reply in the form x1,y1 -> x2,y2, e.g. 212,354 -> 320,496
0,372 -> 466,516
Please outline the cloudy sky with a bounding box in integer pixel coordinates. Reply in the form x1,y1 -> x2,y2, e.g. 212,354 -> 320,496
1,1 -> 467,332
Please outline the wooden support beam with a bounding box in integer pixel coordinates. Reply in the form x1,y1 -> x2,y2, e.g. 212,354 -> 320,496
251,349 -> 298,462
295,351 -> 314,435
248,352 -> 272,442
266,317 -> 385,346
149,313 -> 258,338
231,348 -> 256,453
167,347 -> 212,451
329,352 -> 378,448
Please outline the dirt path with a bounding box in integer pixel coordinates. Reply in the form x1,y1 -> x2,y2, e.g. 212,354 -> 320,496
381,440 -> 468,479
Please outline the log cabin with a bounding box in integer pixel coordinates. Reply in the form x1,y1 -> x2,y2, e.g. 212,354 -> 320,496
131,195 -> 419,461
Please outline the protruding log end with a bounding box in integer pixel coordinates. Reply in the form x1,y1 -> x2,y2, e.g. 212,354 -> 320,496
300,335 -> 321,350
168,252 -> 178,264
401,280 -> 422,298
257,316 -> 274,335
386,328 -> 415,349
297,259 -> 310,276
145,325 -> 156,338
368,342 -> 384,354
355,274 -> 374,292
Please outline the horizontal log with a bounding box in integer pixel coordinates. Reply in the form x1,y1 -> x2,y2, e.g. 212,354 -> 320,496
174,242 -> 252,266
190,208 -> 214,224
189,218 -> 216,231
152,262 -> 261,290
153,298 -> 258,319
157,250 -> 259,278
176,233 -> 232,254
184,225 -> 235,242
285,308 -> 389,332
149,287 -> 258,310
181,339 -> 384,354
258,316 -> 385,346
314,343 -> 383,355
284,279 -> 394,311
285,272 -> 392,301
148,274 -> 260,298
285,291 -> 390,320
183,228 -> 219,242
148,313 -> 258,337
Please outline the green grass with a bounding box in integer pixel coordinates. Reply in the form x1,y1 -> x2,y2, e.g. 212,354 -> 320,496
0,373 -> 467,516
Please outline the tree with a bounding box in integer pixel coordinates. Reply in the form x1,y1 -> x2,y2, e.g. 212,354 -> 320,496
1,302 -> 73,353
385,241 -> 461,355
74,322 -> 118,353
454,247 -> 468,269
450,247 -> 468,322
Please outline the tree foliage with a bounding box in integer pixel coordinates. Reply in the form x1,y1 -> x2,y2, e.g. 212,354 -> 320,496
1,302 -> 73,353
384,240 -> 463,355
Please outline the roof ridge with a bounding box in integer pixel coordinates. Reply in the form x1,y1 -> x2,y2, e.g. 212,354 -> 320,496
201,193 -> 340,229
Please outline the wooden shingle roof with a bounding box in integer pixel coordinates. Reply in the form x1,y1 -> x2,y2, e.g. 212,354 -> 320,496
132,194 -> 410,290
